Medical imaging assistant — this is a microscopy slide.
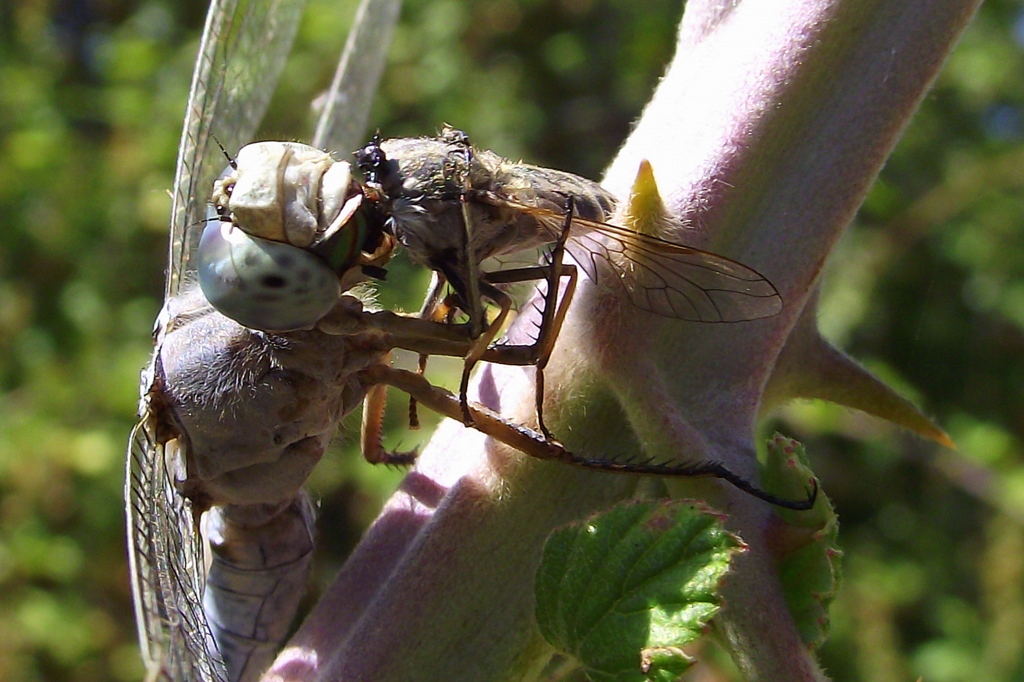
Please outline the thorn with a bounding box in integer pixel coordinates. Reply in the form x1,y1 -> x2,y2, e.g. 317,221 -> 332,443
768,300 -> 954,448
622,159 -> 671,238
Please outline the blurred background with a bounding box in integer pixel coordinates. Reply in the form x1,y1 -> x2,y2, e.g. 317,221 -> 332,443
0,0 -> 1022,680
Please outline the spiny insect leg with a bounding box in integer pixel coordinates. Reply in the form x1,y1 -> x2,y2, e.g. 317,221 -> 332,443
364,364 -> 817,510
360,352 -> 418,466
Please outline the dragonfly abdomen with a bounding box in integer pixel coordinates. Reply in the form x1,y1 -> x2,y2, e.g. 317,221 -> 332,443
203,496 -> 316,682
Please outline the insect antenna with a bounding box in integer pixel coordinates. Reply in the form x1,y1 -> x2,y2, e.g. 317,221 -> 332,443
211,134 -> 237,170
178,213 -> 222,254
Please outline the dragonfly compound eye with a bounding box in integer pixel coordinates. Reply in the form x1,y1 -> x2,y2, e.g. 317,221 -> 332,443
196,218 -> 340,332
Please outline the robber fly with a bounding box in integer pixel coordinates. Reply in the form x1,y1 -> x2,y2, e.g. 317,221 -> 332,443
353,126 -> 782,328
352,126 -> 783,424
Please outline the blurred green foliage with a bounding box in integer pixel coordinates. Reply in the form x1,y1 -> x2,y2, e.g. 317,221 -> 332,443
0,0 -> 1021,680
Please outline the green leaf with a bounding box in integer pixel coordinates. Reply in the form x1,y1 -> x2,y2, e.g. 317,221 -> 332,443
761,434 -> 842,648
536,500 -> 742,682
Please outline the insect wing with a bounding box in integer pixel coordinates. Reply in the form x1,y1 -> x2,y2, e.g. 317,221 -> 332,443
128,0 -> 308,679
477,194 -> 783,323
166,0 -> 307,299
312,0 -> 402,154
563,214 -> 783,322
126,417 -> 229,682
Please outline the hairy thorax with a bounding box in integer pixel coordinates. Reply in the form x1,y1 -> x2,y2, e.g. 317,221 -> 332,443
153,287 -> 388,506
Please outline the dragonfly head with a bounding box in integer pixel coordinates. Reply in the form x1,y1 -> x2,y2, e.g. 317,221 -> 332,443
197,142 -> 395,332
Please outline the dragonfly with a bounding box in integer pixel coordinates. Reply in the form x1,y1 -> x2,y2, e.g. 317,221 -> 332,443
127,2 -> 814,681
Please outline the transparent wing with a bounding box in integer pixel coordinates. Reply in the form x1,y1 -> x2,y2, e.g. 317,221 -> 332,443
479,195 -> 783,323
312,0 -> 402,154
167,0 -> 307,298
563,214 -> 783,322
126,417 -> 229,682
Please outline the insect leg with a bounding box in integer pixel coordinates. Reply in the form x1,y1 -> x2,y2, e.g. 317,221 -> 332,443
409,289 -> 465,429
409,354 -> 428,430
454,145 -> 487,341
532,196 -> 575,439
360,352 -> 418,466
409,271 -> 450,430
362,363 -> 817,510
363,362 -> 576,465
450,139 -> 505,419
316,300 -> 475,357
482,206 -> 574,441
458,284 -> 516,425
475,256 -> 577,440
